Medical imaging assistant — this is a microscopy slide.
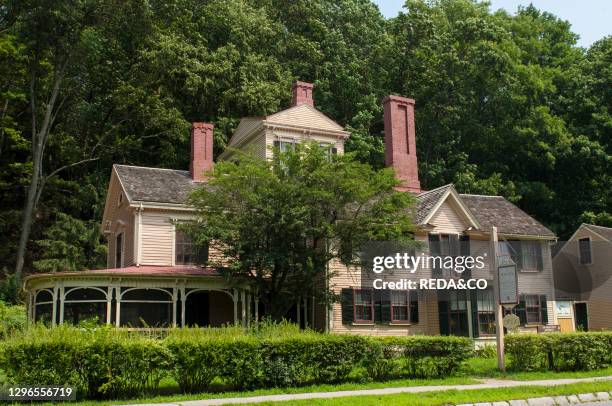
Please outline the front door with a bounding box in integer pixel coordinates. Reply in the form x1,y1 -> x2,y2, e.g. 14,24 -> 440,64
574,302 -> 588,331
438,290 -> 469,336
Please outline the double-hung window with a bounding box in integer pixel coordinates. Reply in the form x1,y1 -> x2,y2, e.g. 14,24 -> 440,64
353,289 -> 374,323
175,229 -> 208,265
499,240 -> 543,271
477,289 -> 496,336
525,294 -> 542,324
391,291 -> 409,322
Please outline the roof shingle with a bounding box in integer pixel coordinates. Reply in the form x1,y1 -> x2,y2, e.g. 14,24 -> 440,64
115,164 -> 199,204
460,194 -> 555,237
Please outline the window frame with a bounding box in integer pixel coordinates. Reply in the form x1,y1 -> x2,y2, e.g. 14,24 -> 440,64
476,289 -> 496,336
524,294 -> 542,325
578,237 -> 592,265
115,232 -> 124,268
390,290 -> 410,323
352,288 -> 374,324
174,228 -> 207,266
520,240 -> 540,272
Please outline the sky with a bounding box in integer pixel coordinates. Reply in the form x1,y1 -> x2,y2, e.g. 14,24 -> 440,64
373,0 -> 611,47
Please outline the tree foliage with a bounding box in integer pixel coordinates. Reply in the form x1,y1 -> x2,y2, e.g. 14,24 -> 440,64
0,0 -> 610,300
186,144 -> 415,317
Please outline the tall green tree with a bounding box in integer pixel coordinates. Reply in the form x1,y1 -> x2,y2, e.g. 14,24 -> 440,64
187,144 -> 415,318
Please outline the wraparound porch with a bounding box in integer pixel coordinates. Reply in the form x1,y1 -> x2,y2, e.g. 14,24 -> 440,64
23,266 -> 255,328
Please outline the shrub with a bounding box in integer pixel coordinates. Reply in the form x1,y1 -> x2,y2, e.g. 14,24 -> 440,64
2,323 -> 478,399
506,334 -> 549,371
547,332 -> 611,371
0,326 -> 172,399
362,336 -> 473,380
506,332 -> 612,372
0,300 -> 26,338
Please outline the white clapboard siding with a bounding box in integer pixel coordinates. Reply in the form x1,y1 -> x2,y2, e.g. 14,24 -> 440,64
266,104 -> 344,132
140,213 -> 173,265
430,201 -> 467,234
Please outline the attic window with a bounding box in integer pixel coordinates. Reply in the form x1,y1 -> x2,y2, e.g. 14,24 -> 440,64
118,193 -> 123,205
578,238 -> 592,265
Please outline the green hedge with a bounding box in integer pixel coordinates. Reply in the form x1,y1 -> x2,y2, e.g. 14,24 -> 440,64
362,336 -> 473,380
1,326 -> 472,399
0,327 -> 171,399
506,332 -> 612,372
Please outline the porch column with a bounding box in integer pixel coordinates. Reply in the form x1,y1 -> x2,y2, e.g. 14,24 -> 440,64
115,286 -> 121,327
51,286 -> 58,327
233,289 -> 238,325
105,287 -> 112,325
180,287 -> 186,327
241,290 -> 247,327
172,287 -> 178,327
59,285 -> 65,325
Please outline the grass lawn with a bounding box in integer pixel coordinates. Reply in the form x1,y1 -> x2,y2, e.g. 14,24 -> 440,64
260,381 -> 612,405
40,358 -> 612,405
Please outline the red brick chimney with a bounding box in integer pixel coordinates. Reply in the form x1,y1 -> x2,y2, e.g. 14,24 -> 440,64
190,122 -> 214,182
291,81 -> 314,107
383,95 -> 421,193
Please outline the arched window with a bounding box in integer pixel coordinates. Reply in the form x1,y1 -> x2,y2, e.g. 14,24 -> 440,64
34,289 -> 54,324
64,287 -> 108,325
120,288 -> 173,328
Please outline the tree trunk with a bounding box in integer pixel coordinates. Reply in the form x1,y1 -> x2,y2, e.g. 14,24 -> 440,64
14,67 -> 64,286
14,156 -> 40,285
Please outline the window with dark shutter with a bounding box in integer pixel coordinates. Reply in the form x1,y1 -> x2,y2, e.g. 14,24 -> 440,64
340,288 -> 354,324
539,295 -> 548,324
115,232 -> 123,268
429,234 -> 441,275
409,290 -> 419,323
460,235 -> 471,278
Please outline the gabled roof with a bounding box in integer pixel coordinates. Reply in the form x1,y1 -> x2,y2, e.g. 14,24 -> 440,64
413,184 -> 555,237
226,104 -> 349,150
414,184 -> 453,224
114,164 -> 200,205
265,104 -> 345,132
460,194 -> 555,237
415,184 -> 480,229
572,223 -> 612,242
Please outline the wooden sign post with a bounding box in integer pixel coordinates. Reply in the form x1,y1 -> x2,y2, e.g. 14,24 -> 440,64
490,226 -> 505,371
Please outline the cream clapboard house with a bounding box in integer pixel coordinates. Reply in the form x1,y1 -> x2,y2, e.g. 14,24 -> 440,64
553,224 -> 612,332
24,81 -> 559,339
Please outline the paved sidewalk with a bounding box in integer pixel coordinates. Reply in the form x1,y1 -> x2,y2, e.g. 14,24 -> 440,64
128,376 -> 612,406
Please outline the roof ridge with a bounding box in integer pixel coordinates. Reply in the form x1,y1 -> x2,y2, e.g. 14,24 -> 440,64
583,223 -> 612,231
417,183 -> 453,197
460,193 -> 504,198
115,164 -> 189,173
